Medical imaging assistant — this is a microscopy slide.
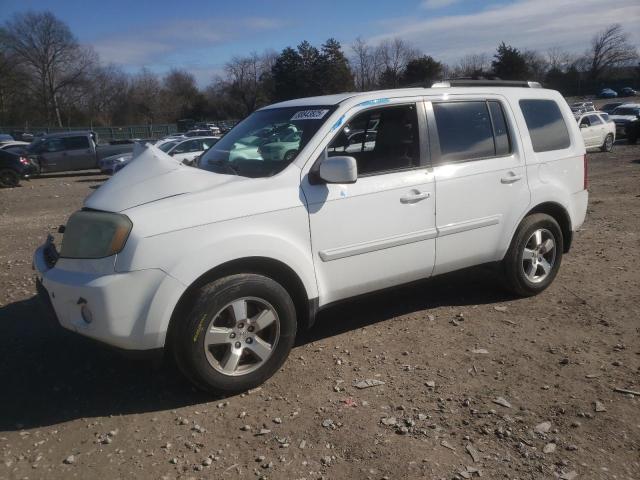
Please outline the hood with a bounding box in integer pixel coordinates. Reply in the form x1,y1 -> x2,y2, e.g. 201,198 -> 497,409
85,144 -> 239,212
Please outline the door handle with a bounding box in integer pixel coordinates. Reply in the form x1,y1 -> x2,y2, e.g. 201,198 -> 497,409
500,173 -> 523,184
400,191 -> 431,204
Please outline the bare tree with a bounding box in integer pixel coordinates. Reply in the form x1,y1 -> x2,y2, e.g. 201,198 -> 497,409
587,24 -> 638,81
130,68 -> 163,124
224,51 -> 275,115
351,37 -> 382,91
1,11 -> 97,126
523,49 -> 549,82
546,46 -> 574,72
376,38 -> 419,86
454,53 -> 491,77
85,64 -> 129,125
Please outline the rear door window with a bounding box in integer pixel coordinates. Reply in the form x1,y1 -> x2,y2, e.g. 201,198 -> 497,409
519,100 -> 571,152
432,101 -> 512,163
63,136 -> 90,150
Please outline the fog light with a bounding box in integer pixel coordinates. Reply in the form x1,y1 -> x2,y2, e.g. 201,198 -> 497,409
81,304 -> 93,324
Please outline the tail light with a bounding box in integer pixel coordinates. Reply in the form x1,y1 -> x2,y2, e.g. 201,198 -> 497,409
583,154 -> 588,190
19,156 -> 30,165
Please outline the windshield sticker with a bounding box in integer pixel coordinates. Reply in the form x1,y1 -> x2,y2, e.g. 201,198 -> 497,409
356,98 -> 390,108
331,115 -> 345,131
291,109 -> 329,121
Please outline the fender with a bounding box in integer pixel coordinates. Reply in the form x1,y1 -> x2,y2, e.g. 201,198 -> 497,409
124,208 -> 318,348
499,166 -> 575,259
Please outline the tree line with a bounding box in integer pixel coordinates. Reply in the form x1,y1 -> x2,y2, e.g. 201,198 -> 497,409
0,11 -> 638,128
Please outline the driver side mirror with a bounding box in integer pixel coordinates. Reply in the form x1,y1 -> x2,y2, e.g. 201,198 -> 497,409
580,123 -> 587,129
318,156 -> 357,184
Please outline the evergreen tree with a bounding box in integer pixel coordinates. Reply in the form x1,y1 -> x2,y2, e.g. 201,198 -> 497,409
491,42 -> 529,80
401,55 -> 443,86
317,38 -> 354,94
272,47 -> 303,101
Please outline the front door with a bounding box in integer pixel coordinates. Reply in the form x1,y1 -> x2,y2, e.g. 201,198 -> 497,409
579,116 -> 598,147
38,138 -> 67,172
427,98 -> 531,275
301,100 -> 436,305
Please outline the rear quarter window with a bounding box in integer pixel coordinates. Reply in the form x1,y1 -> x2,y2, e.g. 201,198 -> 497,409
519,100 -> 571,152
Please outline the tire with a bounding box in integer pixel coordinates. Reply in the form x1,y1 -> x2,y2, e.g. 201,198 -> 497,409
502,213 -> 563,297
173,274 -> 297,393
0,169 -> 20,188
283,150 -> 298,162
600,133 -> 614,152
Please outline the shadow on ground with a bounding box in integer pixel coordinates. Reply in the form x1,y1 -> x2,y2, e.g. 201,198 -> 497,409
0,265 -> 512,431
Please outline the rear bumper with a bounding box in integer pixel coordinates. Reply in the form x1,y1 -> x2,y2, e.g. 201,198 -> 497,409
33,243 -> 177,351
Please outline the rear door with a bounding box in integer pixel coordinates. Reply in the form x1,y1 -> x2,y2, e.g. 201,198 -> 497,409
586,114 -> 606,147
427,97 -> 531,275
62,136 -> 94,170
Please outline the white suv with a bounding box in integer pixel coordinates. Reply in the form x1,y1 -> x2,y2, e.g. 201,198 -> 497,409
34,81 -> 588,392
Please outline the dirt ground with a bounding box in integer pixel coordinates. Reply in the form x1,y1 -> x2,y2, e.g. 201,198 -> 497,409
1,143 -> 639,480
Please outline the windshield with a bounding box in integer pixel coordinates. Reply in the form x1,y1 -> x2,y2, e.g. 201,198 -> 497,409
159,141 -> 178,152
198,105 -> 335,178
612,107 -> 639,116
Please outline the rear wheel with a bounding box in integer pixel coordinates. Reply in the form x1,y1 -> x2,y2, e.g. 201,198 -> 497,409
173,274 -> 297,393
600,133 -> 614,152
0,169 -> 20,188
502,213 -> 563,297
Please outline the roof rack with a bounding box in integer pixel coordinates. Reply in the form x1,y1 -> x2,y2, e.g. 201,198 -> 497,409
432,79 -> 542,88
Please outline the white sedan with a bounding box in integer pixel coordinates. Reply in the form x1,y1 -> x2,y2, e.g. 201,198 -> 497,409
576,112 -> 615,152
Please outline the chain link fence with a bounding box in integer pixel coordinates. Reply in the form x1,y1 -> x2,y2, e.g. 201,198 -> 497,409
0,124 -> 179,142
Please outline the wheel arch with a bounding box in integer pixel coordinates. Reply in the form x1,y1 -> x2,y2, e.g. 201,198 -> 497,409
524,202 -> 573,253
166,256 -> 314,352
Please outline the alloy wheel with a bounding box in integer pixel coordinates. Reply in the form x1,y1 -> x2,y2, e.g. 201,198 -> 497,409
203,297 -> 280,376
522,228 -> 556,283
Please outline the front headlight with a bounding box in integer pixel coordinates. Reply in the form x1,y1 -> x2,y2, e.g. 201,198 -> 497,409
60,210 -> 133,259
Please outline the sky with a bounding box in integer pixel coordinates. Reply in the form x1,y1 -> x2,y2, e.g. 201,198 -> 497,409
1,0 -> 639,86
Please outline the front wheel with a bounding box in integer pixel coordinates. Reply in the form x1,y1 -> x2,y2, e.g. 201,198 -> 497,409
0,169 -> 20,188
173,274 -> 297,393
502,213 -> 563,297
600,133 -> 614,152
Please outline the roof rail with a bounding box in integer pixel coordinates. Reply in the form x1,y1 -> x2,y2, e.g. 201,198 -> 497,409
432,79 -> 542,88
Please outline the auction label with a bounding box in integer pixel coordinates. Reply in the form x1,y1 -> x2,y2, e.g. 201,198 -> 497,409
291,109 -> 329,121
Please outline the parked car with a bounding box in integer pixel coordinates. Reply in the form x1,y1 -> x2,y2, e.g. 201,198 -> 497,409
194,122 -> 221,135
184,129 -> 216,138
576,112 -> 615,152
600,102 -> 623,113
624,114 -> 640,144
27,131 -> 136,173
598,88 -> 618,98
609,104 -> 640,137
0,150 -> 38,187
34,81 -> 588,393
108,137 -> 219,174
620,87 -> 637,97
99,152 -> 135,174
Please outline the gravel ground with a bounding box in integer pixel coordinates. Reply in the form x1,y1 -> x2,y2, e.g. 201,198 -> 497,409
1,144 -> 639,480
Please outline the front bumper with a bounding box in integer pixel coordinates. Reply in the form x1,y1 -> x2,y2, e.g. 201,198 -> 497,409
33,242 -> 173,350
